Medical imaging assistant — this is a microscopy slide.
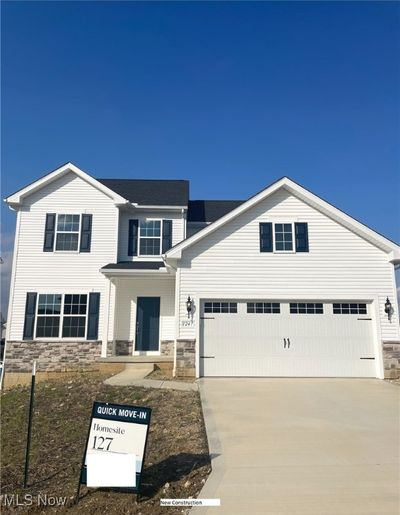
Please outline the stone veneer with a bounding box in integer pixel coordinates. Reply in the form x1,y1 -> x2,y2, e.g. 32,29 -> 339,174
106,340 -> 134,356
105,340 -> 173,357
5,340 -> 102,373
176,339 -> 196,377
383,341 -> 400,378
161,340 -> 174,357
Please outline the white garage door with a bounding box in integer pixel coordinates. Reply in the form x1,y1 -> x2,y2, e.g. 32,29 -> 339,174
200,300 -> 377,377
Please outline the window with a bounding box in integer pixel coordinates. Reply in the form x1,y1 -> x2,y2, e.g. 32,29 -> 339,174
247,302 -> 280,314
290,302 -> 323,314
139,220 -> 162,256
274,223 -> 293,251
333,303 -> 367,315
62,294 -> 87,337
204,302 -> 237,313
35,293 -> 88,338
36,294 -> 62,337
55,214 -> 80,251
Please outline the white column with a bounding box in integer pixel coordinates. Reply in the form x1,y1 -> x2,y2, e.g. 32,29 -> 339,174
101,278 -> 112,358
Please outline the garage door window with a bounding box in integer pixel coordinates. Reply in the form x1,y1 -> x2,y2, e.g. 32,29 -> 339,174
204,302 -> 237,313
333,303 -> 367,315
290,302 -> 323,314
247,302 -> 280,314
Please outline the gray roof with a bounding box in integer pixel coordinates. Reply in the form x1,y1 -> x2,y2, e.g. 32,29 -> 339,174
98,179 -> 189,206
187,200 -> 244,223
101,261 -> 165,270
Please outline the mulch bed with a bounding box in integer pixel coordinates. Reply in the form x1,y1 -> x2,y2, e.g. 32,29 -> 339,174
0,373 -> 211,514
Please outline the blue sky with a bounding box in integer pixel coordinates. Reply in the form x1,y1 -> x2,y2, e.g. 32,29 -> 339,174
1,1 -> 400,312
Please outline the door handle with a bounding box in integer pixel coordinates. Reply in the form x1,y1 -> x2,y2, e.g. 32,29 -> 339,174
283,338 -> 287,349
287,338 -> 291,349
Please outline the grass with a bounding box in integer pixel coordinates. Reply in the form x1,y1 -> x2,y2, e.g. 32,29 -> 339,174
1,373 -> 211,513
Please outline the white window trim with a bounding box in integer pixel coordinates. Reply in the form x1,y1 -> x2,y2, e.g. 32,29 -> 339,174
34,293 -> 89,340
138,219 -> 163,257
273,221 -> 296,254
54,213 -> 82,253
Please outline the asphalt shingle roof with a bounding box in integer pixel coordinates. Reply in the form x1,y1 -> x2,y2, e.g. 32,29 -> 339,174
98,179 -> 189,206
187,200 -> 245,223
101,261 -> 165,270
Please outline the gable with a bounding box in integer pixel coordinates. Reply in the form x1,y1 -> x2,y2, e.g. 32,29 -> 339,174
165,177 -> 399,259
22,171 -> 117,208
5,162 -> 127,208
179,188 -> 393,265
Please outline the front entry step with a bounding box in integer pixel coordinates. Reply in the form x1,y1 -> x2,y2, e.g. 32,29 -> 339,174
104,363 -> 154,385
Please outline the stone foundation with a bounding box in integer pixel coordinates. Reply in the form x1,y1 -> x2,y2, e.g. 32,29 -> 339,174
176,339 -> 196,377
161,340 -> 174,357
115,340 -> 133,356
383,341 -> 400,378
106,340 -> 134,356
5,340 -> 102,373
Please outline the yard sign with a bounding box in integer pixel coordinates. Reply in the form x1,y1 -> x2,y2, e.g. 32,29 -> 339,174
78,401 -> 151,496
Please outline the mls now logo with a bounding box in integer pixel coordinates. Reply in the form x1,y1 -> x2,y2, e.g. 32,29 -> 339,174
1,494 -> 67,507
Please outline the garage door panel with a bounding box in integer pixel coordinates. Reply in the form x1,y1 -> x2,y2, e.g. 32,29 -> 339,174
200,300 -> 376,377
201,356 -> 376,377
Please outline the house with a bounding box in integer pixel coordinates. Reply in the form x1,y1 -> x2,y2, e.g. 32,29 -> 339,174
4,163 -> 400,379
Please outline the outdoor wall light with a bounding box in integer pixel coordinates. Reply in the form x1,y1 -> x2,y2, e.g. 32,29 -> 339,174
384,297 -> 392,320
186,296 -> 193,318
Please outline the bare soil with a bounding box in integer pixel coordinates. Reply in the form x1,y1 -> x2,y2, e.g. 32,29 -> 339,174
0,373 -> 211,514
146,368 -> 196,383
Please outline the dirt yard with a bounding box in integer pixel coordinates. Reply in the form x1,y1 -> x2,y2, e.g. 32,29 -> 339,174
1,373 -> 211,514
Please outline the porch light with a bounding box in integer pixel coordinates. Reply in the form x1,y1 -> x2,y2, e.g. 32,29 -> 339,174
384,297 -> 392,320
186,296 -> 193,318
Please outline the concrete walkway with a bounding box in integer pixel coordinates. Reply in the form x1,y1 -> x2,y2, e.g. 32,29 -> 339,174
194,378 -> 400,515
104,367 -> 198,391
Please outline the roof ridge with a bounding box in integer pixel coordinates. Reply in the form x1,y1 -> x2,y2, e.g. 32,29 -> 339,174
98,178 -> 189,182
189,199 -> 244,202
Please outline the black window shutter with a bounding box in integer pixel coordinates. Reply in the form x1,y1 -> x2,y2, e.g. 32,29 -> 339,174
23,292 -> 37,340
43,213 -> 56,252
80,214 -> 92,252
128,219 -> 139,256
162,220 -> 173,253
295,222 -> 309,252
259,222 -> 273,252
87,292 -> 100,340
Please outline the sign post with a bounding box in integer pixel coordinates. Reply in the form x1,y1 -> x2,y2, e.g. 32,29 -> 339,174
23,360 -> 37,488
76,401 -> 152,503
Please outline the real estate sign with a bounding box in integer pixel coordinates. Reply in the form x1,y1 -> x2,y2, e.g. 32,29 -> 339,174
79,401 -> 152,492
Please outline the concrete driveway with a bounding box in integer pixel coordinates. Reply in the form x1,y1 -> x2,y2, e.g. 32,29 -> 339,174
194,379 -> 399,515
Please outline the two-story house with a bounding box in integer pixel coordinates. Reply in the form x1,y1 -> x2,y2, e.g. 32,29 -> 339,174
4,163 -> 400,378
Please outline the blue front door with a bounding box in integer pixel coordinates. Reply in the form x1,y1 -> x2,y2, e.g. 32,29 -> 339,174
135,297 -> 160,352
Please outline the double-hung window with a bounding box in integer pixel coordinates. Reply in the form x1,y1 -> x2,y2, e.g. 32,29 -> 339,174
35,293 -> 88,338
139,220 -> 162,256
36,294 -> 62,337
274,223 -> 293,252
55,214 -> 80,251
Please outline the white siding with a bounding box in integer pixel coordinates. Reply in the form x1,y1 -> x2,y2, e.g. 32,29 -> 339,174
8,172 -> 118,341
178,189 -> 399,344
118,209 -> 185,262
113,276 -> 175,344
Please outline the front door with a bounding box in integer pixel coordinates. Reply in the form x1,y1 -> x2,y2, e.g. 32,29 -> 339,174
135,297 -> 160,352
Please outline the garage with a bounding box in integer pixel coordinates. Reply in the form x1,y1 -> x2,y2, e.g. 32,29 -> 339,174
199,300 -> 377,377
